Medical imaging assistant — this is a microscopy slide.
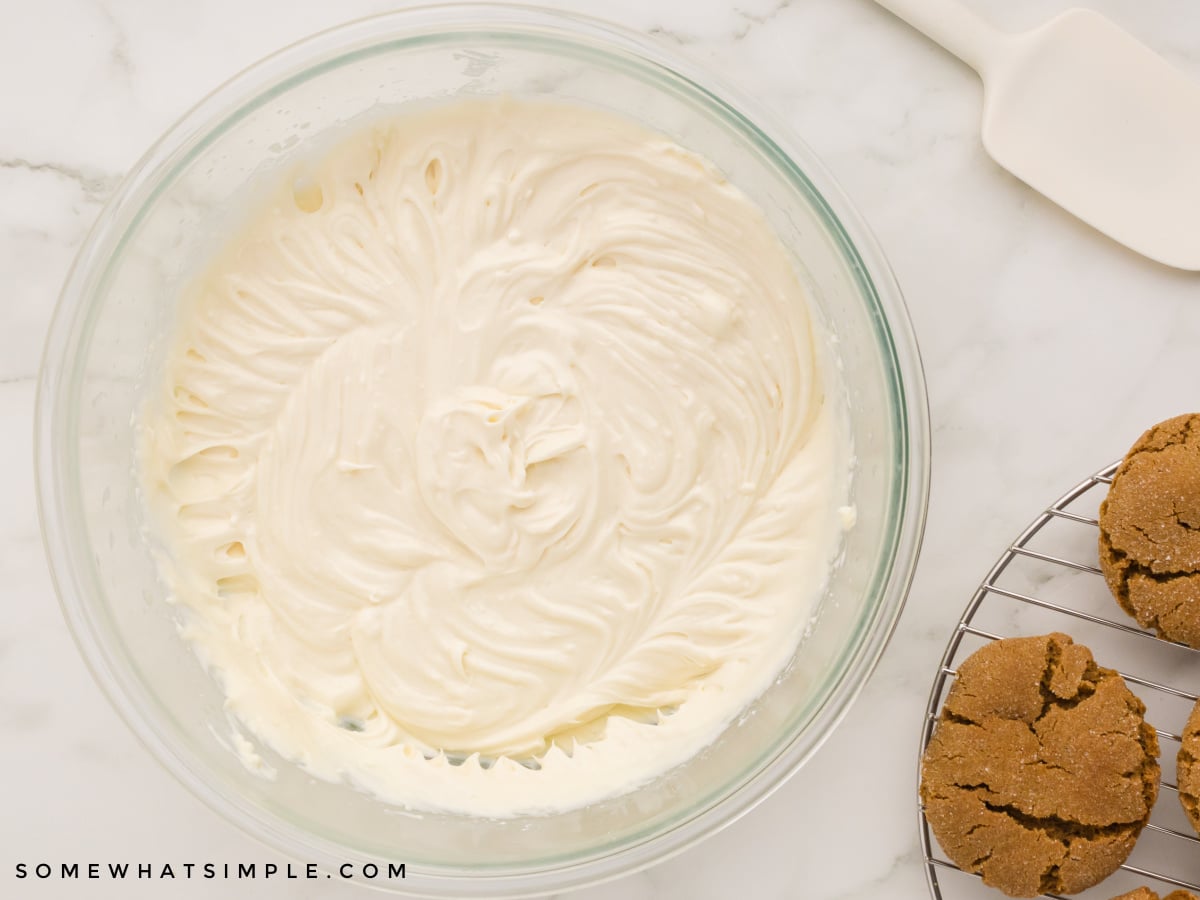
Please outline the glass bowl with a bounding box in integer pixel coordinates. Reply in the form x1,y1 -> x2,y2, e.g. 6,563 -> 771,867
35,4 -> 929,896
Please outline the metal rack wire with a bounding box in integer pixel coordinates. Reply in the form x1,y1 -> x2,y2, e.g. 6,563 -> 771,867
920,462 -> 1200,900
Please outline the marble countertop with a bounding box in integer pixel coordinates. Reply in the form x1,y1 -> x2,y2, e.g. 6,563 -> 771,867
4,1 -> 1199,897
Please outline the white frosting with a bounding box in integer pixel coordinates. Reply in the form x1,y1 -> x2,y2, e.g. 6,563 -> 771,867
139,99 -> 847,816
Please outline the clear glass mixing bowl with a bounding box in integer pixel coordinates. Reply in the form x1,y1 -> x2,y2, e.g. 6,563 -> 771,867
35,4 -> 929,896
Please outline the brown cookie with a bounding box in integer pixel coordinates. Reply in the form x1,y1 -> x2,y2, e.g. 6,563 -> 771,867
920,633 -> 1161,898
1180,698 -> 1200,837
1110,890 -> 1199,900
1099,414 -> 1200,648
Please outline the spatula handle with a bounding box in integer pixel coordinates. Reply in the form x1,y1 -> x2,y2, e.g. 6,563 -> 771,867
872,0 -> 1007,74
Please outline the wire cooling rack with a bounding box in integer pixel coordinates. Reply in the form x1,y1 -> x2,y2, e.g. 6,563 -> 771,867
920,462 -> 1200,900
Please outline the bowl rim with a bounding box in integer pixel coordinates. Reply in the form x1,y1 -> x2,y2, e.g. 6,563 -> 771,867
35,3 -> 931,896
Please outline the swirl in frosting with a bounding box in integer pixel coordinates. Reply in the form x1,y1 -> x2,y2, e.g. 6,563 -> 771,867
140,99 -> 848,815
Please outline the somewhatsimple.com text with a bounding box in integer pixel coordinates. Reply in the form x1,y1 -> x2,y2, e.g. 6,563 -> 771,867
14,862 -> 405,881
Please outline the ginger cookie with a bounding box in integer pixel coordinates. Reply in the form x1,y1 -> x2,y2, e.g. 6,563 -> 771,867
920,633 -> 1160,898
1180,698 -> 1200,837
1099,414 -> 1200,648
1110,890 -> 1199,900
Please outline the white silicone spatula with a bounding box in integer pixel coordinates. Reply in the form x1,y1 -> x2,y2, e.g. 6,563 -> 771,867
872,0 -> 1200,271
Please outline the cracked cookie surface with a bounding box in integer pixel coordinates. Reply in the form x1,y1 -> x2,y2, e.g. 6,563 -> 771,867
920,633 -> 1160,898
1110,890 -> 1199,900
1099,413 -> 1200,648
1180,699 -> 1200,837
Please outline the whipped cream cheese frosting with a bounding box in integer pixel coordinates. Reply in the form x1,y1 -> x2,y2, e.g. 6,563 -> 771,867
139,99 -> 848,816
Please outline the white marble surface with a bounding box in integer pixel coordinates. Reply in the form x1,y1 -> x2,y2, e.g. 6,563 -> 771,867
4,1 -> 1200,897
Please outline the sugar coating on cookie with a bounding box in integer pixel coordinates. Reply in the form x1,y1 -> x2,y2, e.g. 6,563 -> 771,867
920,633 -> 1161,898
1099,413 -> 1200,649
1180,699 -> 1200,837
1110,890 -> 1199,900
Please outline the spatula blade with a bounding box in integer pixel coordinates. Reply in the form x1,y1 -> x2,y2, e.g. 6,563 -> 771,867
981,9 -> 1200,271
